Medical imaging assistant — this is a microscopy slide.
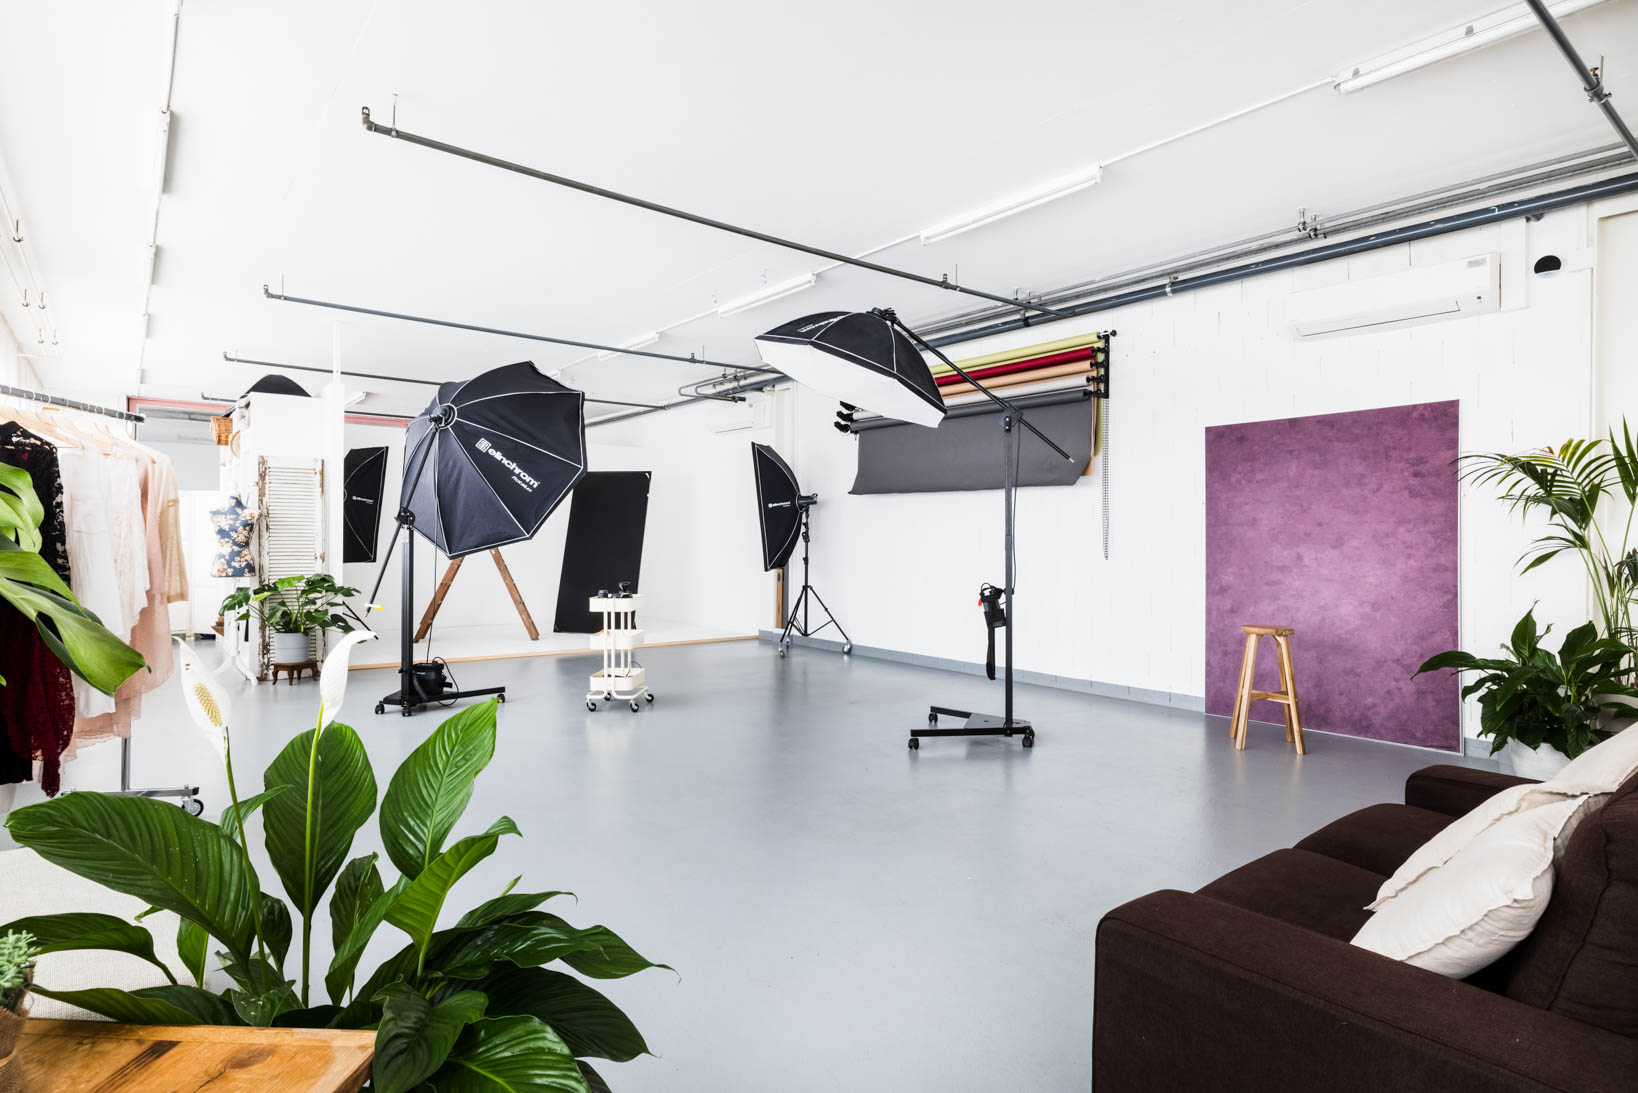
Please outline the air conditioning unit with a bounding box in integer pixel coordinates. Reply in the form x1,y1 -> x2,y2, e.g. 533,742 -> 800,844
1287,253 -> 1500,337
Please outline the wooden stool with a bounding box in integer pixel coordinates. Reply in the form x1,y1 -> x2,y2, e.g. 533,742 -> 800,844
271,659 -> 318,685
1228,625 -> 1306,754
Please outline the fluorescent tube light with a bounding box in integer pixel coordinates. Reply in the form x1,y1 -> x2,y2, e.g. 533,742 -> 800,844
594,331 -> 661,359
919,165 -> 1103,244
1334,0 -> 1611,93
717,273 -> 816,318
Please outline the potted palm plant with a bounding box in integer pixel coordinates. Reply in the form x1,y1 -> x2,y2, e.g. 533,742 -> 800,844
1416,606 -> 1638,778
219,573 -> 360,663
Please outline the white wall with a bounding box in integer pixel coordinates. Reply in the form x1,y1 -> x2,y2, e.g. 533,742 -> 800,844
599,205 -> 1621,743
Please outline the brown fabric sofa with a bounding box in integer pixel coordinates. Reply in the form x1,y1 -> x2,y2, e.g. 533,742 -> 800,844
1093,764 -> 1638,1092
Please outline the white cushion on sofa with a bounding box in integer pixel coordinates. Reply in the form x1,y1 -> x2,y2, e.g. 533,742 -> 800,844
1351,796 -> 1580,978
1544,723 -> 1638,794
1369,782 -> 1597,909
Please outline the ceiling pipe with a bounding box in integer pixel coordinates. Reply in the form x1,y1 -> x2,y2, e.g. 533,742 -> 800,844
358,106 -> 1072,320
920,168 -> 1638,349
222,349 -> 674,411
261,285 -> 778,376
1523,0 -> 1638,160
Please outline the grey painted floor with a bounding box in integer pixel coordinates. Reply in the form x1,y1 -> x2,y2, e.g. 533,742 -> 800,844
6,639 -> 1487,1092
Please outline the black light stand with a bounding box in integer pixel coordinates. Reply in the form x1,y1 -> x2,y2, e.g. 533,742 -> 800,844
366,412 -> 506,717
889,313 -> 1108,751
776,501 -> 853,658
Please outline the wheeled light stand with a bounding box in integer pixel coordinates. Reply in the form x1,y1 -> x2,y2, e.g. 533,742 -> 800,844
367,423 -> 506,717
776,505 -> 853,658
901,317 -> 1110,752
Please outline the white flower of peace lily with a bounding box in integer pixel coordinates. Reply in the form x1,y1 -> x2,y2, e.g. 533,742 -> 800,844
172,637 -> 229,761
318,630 -> 378,730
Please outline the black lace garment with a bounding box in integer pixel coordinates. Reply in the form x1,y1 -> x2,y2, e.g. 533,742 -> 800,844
0,421 -> 76,794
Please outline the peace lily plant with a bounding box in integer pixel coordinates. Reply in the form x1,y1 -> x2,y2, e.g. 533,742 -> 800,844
3,632 -> 664,1092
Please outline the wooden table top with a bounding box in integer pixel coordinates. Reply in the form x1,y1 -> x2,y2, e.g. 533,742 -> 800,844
18,1019 -> 375,1092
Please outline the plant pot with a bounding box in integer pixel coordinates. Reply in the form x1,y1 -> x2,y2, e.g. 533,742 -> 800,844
0,995 -> 28,1093
272,631 -> 311,664
1503,738 -> 1572,780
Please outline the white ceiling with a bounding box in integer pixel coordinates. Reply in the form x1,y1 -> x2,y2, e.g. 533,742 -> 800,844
2,0 -> 1635,416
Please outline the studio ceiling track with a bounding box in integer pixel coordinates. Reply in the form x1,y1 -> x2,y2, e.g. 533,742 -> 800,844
223,351 -> 670,411
261,285 -> 778,376
1523,0 -> 1638,160
358,107 -> 1071,320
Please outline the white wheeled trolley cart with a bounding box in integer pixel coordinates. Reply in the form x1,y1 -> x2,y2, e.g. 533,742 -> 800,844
585,593 -> 655,712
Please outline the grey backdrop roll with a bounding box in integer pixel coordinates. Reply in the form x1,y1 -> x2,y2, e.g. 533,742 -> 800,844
850,396 -> 1093,494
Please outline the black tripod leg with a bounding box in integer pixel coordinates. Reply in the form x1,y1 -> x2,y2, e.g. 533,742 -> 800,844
778,586 -> 809,657
802,585 -> 852,654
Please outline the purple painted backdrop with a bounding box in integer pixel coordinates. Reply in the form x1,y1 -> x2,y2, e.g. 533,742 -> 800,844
1205,401 -> 1460,750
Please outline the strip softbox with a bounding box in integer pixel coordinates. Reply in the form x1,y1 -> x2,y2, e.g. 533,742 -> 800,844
342,446 -> 388,562
751,442 -> 804,571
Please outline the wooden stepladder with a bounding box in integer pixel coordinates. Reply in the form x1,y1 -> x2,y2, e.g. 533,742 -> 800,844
414,548 -> 540,641
1228,624 -> 1306,754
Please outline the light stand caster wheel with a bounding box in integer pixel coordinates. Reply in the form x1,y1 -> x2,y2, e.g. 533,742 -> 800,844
375,703 -> 386,715
843,642 -> 853,654
586,700 -> 597,712
777,643 -> 787,658
928,712 -> 937,725
1022,730 -> 1035,748
630,700 -> 640,712
401,707 -> 413,717
645,693 -> 655,703
182,797 -> 204,816
908,737 -> 920,750
497,694 -> 506,703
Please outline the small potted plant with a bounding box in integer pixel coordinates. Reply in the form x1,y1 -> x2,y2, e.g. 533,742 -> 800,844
1416,606 -> 1638,778
0,930 -> 38,1092
219,573 -> 360,664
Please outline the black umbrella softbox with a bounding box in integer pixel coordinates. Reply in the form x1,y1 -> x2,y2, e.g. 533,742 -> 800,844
401,361 -> 587,557
343,446 -> 388,563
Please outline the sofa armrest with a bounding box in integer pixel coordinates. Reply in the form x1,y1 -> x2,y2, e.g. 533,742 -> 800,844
1094,890 -> 1638,1093
1404,764 -> 1535,817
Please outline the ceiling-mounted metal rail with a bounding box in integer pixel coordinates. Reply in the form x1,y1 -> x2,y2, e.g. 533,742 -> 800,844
262,285 -> 774,375
1524,0 -> 1638,161
222,351 -> 669,410
358,106 -> 1072,320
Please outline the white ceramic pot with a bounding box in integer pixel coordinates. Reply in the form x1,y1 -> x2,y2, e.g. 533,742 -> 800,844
272,631 -> 311,663
1503,738 -> 1572,780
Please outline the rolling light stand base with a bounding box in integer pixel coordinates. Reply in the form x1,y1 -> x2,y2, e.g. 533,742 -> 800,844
375,686 -> 506,718
910,706 -> 1034,749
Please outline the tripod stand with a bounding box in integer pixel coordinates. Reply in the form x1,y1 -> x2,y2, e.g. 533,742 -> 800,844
776,505 -> 852,658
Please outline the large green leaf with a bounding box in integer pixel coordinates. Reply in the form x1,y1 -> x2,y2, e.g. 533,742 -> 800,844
379,699 -> 499,879
577,1061 -> 611,1093
331,853 -> 384,954
218,786 -> 288,844
260,893 -> 293,969
326,876 -> 407,1006
31,984 -> 240,1026
476,966 -> 650,1062
386,817 -> 518,972
0,463 -> 44,552
429,914 -> 613,981
177,917 -> 209,987
5,793 -> 258,963
427,1015 -> 589,1093
455,883 -> 574,930
0,912 -> 176,984
0,539 -> 146,694
373,983 -> 488,1093
262,723 -> 377,920
559,924 -> 672,981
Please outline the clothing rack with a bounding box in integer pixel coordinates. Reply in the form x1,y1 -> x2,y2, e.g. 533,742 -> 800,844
0,384 -> 198,812
0,383 -> 146,423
